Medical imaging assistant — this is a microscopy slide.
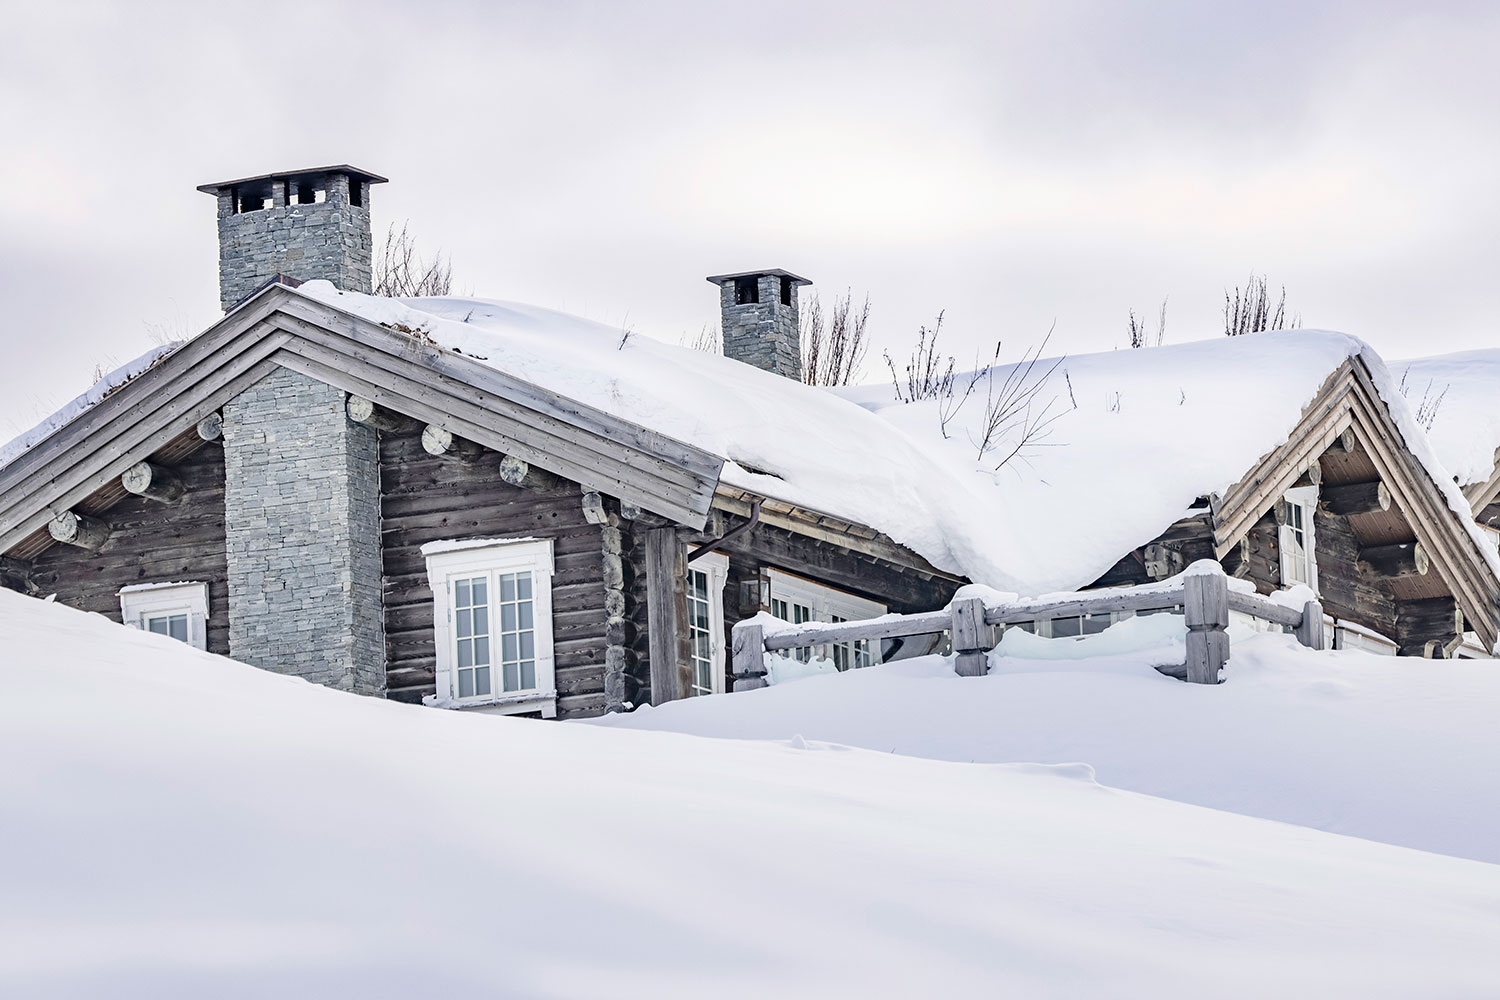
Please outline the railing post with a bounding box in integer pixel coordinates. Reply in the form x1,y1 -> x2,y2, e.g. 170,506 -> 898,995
951,597 -> 989,677
1296,599 -> 1325,650
731,620 -> 768,691
1183,569 -> 1229,684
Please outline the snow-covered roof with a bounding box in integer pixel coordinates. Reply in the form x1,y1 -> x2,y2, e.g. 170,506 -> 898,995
3,282 -> 1489,597
1388,349 -> 1500,490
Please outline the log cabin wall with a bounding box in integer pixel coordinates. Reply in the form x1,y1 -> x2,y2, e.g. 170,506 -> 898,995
378,427 -> 611,718
624,512 -> 961,703
23,444 -> 231,653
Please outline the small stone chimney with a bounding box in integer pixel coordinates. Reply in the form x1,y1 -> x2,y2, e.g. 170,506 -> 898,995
707,269 -> 812,380
198,165 -> 388,312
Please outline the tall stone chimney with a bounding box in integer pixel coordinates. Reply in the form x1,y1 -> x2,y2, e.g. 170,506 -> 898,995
707,269 -> 812,380
198,165 -> 387,312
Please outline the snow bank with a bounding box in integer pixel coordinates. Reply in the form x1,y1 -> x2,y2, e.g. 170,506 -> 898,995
1390,349 -> 1500,488
6,592 -> 1500,996
597,633 -> 1500,866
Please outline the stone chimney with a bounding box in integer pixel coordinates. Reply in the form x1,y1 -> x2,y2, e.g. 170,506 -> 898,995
707,269 -> 812,380
198,165 -> 388,312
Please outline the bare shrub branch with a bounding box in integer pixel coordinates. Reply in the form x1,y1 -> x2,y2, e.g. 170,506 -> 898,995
884,312 -> 955,404
971,326 -> 1067,470
1224,274 -> 1300,336
1127,298 -> 1169,348
683,323 -> 722,353
802,289 -> 871,386
1398,370 -> 1450,431
374,221 -> 453,298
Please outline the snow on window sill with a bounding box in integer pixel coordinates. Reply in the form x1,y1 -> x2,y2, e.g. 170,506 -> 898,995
424,689 -> 558,718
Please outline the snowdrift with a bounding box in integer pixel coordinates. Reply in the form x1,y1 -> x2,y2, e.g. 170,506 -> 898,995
596,632 -> 1500,866
4,590 -> 1500,997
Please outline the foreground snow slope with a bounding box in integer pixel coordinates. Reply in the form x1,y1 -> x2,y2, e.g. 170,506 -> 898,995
5,592 -> 1500,999
596,633 -> 1500,865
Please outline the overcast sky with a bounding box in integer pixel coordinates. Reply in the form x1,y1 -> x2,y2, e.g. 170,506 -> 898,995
3,0 -> 1498,439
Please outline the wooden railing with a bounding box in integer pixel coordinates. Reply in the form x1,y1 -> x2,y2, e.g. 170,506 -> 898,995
730,561 -> 1324,690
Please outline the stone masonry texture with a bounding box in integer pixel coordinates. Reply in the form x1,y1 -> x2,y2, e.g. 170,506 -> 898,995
222,367 -> 385,694
214,172 -> 373,311
719,273 -> 802,381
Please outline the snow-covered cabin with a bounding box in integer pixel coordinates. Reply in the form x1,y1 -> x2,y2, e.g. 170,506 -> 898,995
1,164 -> 1496,720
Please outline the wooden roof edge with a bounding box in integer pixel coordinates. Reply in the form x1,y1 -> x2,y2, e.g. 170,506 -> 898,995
711,486 -> 967,584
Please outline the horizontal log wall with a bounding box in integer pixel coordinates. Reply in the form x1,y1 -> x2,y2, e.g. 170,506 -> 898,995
24,444 -> 230,653
625,514 -> 960,703
379,428 -> 610,717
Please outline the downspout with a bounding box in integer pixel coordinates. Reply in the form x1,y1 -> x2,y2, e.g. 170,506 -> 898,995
687,500 -> 761,563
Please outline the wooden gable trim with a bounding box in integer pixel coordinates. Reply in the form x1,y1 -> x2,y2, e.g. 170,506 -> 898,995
1460,447 -> 1500,514
0,286 -> 723,557
1210,357 -> 1500,651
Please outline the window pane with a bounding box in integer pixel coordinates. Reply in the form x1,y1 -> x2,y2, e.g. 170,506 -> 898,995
473,636 -> 489,667
458,639 -> 473,668
473,665 -> 491,697
503,661 -> 519,692
516,574 -> 532,600
518,602 -> 532,630
519,632 -> 534,660
458,669 -> 474,698
502,633 -> 519,663
456,608 -> 473,638
501,603 -> 517,632
472,606 -> 488,636
147,617 -> 170,636
500,574 -> 516,602
455,579 -> 470,606
471,578 -> 487,604
1051,617 -> 1082,638
520,660 -> 535,690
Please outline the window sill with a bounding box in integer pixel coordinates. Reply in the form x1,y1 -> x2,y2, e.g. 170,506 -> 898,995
423,689 -> 558,719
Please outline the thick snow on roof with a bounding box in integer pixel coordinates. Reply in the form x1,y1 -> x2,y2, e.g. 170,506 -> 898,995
843,330 -> 1368,592
0,344 -> 177,472
9,588 -> 1500,996
1389,349 -> 1500,489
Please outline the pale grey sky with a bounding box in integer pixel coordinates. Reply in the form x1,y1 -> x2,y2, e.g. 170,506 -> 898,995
3,0 -> 1498,438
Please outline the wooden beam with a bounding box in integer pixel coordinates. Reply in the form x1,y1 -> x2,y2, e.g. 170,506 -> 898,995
47,510 -> 111,550
644,526 -> 687,705
1329,427 -> 1357,453
1396,596 -> 1462,658
581,490 -> 612,526
619,500 -> 643,521
1322,480 -> 1390,517
346,395 -> 408,432
121,461 -> 185,504
1359,541 -> 1428,578
1293,459 -> 1323,488
498,455 -> 561,492
195,412 -> 223,441
420,424 -> 484,464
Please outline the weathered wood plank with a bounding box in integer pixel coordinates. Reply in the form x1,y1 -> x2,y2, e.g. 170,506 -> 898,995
1225,591 -> 1303,628
1322,480 -> 1390,516
950,597 -> 989,676
731,620 -> 767,691
643,526 -> 685,705
1183,569 -> 1229,684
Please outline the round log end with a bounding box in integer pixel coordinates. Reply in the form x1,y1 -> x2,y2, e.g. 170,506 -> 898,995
121,462 -> 154,495
47,511 -> 80,544
196,412 -> 223,441
421,424 -> 453,456
347,396 -> 376,424
498,455 -> 529,485
1414,542 -> 1429,576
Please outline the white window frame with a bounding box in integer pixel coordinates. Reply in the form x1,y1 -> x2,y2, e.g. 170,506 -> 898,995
1279,486 -> 1319,593
423,538 -> 557,717
686,551 -> 729,696
766,568 -> 886,669
118,581 -> 210,651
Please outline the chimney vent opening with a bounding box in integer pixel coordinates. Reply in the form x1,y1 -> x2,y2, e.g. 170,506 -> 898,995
349,181 -> 363,207
292,181 -> 318,205
779,275 -> 793,306
734,276 -> 759,305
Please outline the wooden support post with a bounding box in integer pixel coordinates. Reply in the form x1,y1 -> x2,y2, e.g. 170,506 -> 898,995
498,455 -> 561,492
950,596 -> 990,676
195,412 -> 223,442
121,461 -> 185,504
1359,541 -> 1428,578
1396,597 -> 1462,658
1183,568 -> 1229,684
1295,599 -> 1325,650
581,490 -> 610,525
421,424 -> 484,463
644,526 -> 688,705
1322,480 -> 1390,516
346,395 -> 407,432
731,620 -> 769,691
47,510 -> 111,551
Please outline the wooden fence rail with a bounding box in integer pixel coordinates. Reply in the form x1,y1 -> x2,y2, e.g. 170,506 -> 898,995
732,562 -> 1324,691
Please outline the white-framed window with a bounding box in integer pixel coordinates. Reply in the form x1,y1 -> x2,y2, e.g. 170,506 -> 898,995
687,551 -> 729,697
118,581 -> 209,650
423,538 -> 557,717
766,568 -> 886,670
1280,486 -> 1319,591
